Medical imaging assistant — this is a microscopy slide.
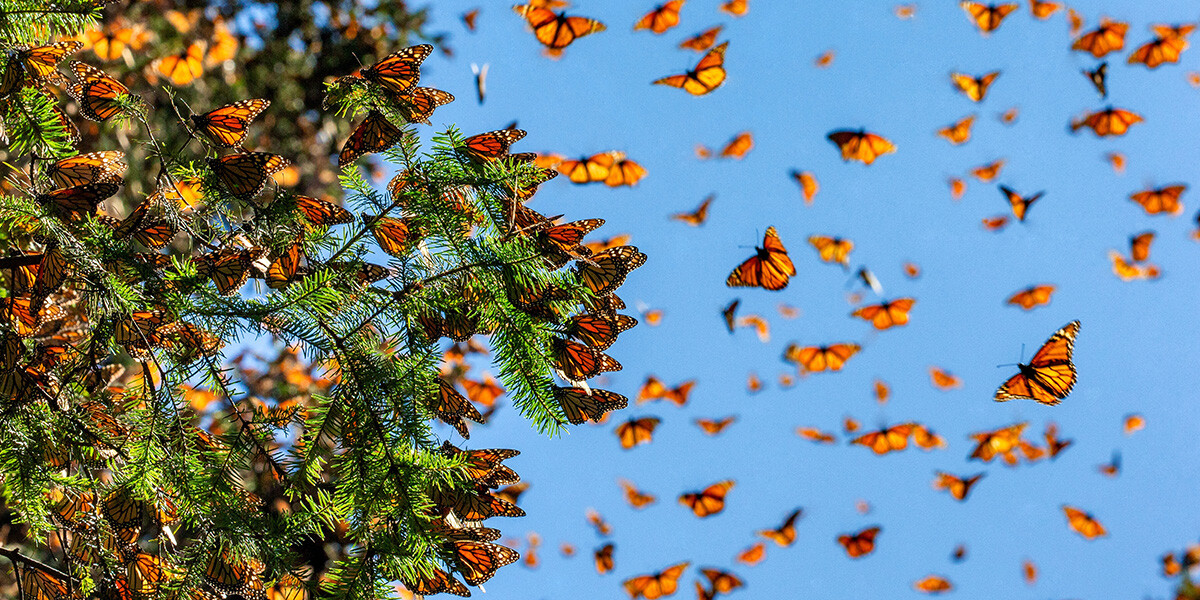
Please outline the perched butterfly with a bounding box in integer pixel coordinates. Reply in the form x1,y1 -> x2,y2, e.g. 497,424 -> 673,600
913,575 -> 954,594
551,337 -> 621,381
156,42 -> 204,85
513,5 -> 606,57
960,2 -> 1018,34
575,245 -> 647,296
735,542 -> 766,566
1063,505 -> 1107,539
339,110 -> 403,167
678,480 -> 734,518
37,182 -> 120,216
938,114 -> 975,145
264,240 -> 302,289
995,320 -> 1080,405
784,343 -> 861,373
0,42 -> 82,96
431,380 -> 486,438
933,472 -> 984,501
197,248 -> 257,296
719,131 -> 753,159
69,61 -> 136,121
971,159 -> 1005,182
720,0 -> 748,16
361,44 -> 431,96
790,170 -> 818,204
671,194 -> 713,226
1072,17 -> 1128,57
615,416 -> 660,449
851,298 -> 914,330
98,200 -> 177,250
851,423 -> 914,455
827,129 -> 895,164
293,195 -> 353,226
190,99 -> 269,148
595,543 -> 615,574
679,25 -> 722,51
1000,185 -> 1044,222
809,235 -> 853,267
634,1 -> 684,34
1006,284 -> 1055,310
1129,185 -> 1185,216
758,509 -> 802,547
837,526 -> 880,558
561,313 -> 637,351
726,227 -> 795,291
47,150 -> 126,188
1030,0 -> 1061,19
461,128 -> 527,162
951,71 -> 1000,102
622,562 -> 689,600
449,540 -> 519,586
1083,62 -> 1108,98
653,41 -> 728,95
929,366 -> 962,390
695,416 -> 736,436
208,152 -> 289,201
1071,106 -> 1143,137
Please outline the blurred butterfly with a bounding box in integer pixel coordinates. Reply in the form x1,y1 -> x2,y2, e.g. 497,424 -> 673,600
156,42 -> 205,85
735,542 -> 765,566
615,416 -> 660,449
1022,559 -> 1038,585
678,480 -> 734,518
959,2 -> 1018,34
1123,414 -> 1145,435
1129,231 -> 1156,261
191,99 -> 269,148
361,44 -> 431,96
809,235 -> 853,268
913,424 -> 947,450
634,1 -> 684,34
471,62 -> 487,103
594,542 -> 615,574
604,156 -> 647,187
208,152 -> 289,201
0,42 -> 81,96
207,16 -> 238,64
913,576 -> 953,594
784,343 -> 861,373
636,375 -> 695,406
700,569 -> 744,595
894,4 -> 916,19
929,366 -> 962,390
653,41 -> 728,95
998,106 -> 1019,124
679,25 -> 722,51
745,371 -> 764,393
47,150 -> 125,188
462,8 -> 480,31
720,0 -> 748,16
721,299 -> 739,333
938,114 -> 975,145
1043,422 -> 1073,458
995,320 -> 1080,405
814,49 -> 835,68
1063,505 -> 1107,539
971,161 -> 1005,184
1006,284 -> 1055,310
790,170 -> 818,205
827,129 -> 895,164
726,227 -> 795,291
1129,185 -> 1185,216
1071,106 -> 1143,137
1072,17 -> 1128,58
78,24 -> 134,61
719,131 -> 753,159
1105,151 -> 1126,174
933,472 -> 984,501
1083,62 -> 1108,98
981,215 -> 1009,231
98,200 -> 177,250
623,562 -> 689,600
558,151 -> 619,183
694,416 -> 736,436
671,194 -> 713,226
339,110 -> 403,167
1028,0 -> 1061,18
1130,25 -> 1194,69
581,234 -> 632,255
948,177 -> 967,199
461,128 -> 527,162
851,423 -> 914,455
619,479 -> 657,509
1109,250 -> 1161,281
461,374 -> 505,409
758,509 -> 802,546
951,71 -> 999,102
513,5 -> 606,58
69,61 -> 136,121
851,298 -> 914,330
36,182 -> 119,216
561,312 -> 636,351
1097,451 -> 1121,478
837,526 -> 880,558
575,245 -> 647,296
1000,185 -> 1043,222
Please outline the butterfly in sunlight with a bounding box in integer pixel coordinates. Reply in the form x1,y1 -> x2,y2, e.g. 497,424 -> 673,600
1109,250 -> 1161,281
695,415 -> 736,436
790,170 -> 818,204
558,151 -> 619,183
783,343 -> 861,373
575,245 -> 647,296
1129,185 -> 1185,216
721,299 -> 740,333
1006,284 -> 1055,310
700,569 -> 744,596
736,542 -> 766,566
1071,107 -> 1143,137
827,129 -> 895,165
959,2 -> 1018,34
339,110 -> 403,167
1000,185 -> 1044,222
950,71 -> 1000,102
69,61 -> 137,121
292,195 -> 354,226
594,543 -> 615,574
971,159 -> 1005,182
851,423 -> 914,455
912,424 -> 947,450
46,151 -> 125,188
618,479 -> 657,509
156,41 -> 205,85
671,194 -> 713,226
1083,62 -> 1108,98
726,227 -> 795,291
1029,0 -> 1061,19
1105,151 -> 1126,174
814,49 -> 835,68
604,156 -> 647,187
197,248 -> 259,296
653,41 -> 728,95
948,177 -> 967,200
1124,414 -> 1146,435
982,215 -> 1009,231
1072,17 -> 1129,58
679,25 -> 722,51
719,132 -> 753,159
678,480 -> 734,518
615,416 -> 660,449
933,472 -> 984,501
1063,505 -> 1107,539
551,337 -> 622,381
208,152 -> 290,201
1129,24 -> 1194,69
1097,451 -> 1121,478
449,540 -> 519,586
394,85 -> 455,124
98,200 -> 177,250
837,526 -> 881,558
513,4 -> 606,58
809,235 -> 853,268
995,320 -> 1080,406
36,182 -> 120,217
929,366 -> 962,390
720,0 -> 748,16
636,375 -> 695,406
913,576 -> 954,594
361,44 -> 432,96
851,298 -> 915,330
190,99 -> 270,148
634,1 -> 684,34
623,562 -> 689,600
461,127 -> 528,162
561,312 -> 637,351
758,509 -> 802,547
937,114 -> 975,145
0,41 -> 82,96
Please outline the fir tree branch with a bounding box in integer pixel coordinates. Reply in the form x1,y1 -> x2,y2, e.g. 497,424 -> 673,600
0,546 -> 74,583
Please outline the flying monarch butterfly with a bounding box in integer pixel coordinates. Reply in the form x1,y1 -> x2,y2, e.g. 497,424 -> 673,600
959,2 -> 1018,34
1109,250 -> 1161,281
950,71 -> 1000,102
339,110 -> 404,167
491,482 -> 529,507
982,215 -> 1009,231
720,299 -> 739,333
450,540 -> 520,585
156,41 -> 205,85
913,575 -> 954,594
719,0 -> 748,16
575,245 -> 647,296
837,526 -> 881,558
561,313 -> 637,351
1096,450 -> 1121,477
968,422 -> 1027,463
615,416 -> 660,449
678,480 -> 734,518
736,542 -> 765,566
809,235 -> 853,267
784,342 -> 861,373
604,156 -> 647,187
911,423 -> 947,450
933,472 -> 984,501
265,236 -> 304,289
653,41 -> 728,95
929,366 -> 962,390
814,49 -> 835,67
851,298 -> 915,330
634,1 -> 684,34
1129,185 -> 1185,216
1063,505 -> 1107,539
1029,0 -> 1061,18
433,380 -> 485,438
719,131 -> 753,159
700,569 -> 743,594
619,479 -> 657,508
679,25 -> 722,51
190,99 -> 270,148
758,508 -> 802,546
895,4 -> 917,19
1105,151 -> 1126,174
513,5 -> 606,57
1071,106 -> 1143,137
695,415 -> 736,436
995,320 -> 1080,405
622,562 -> 690,600
636,375 -> 695,406
726,227 -> 795,291
293,195 -> 354,226
1006,284 -> 1055,310
461,374 -> 505,409
937,114 -> 975,145
69,61 -> 134,121
36,182 -> 120,216
947,177 -> 967,200
556,152 -> 617,184
586,508 -> 613,536
970,159 -> 1005,182
594,543 -> 615,574
208,152 -> 290,200
207,16 -> 238,65
1129,24 -> 1194,69
360,44 -> 432,96
0,42 -> 81,96
46,150 -> 125,188
999,185 -> 1043,222
789,170 -> 819,205
581,234 -> 633,255
550,336 -> 622,381
851,423 -> 914,455
461,8 -> 481,31
1040,422 -> 1072,459
827,129 -> 895,164
671,194 -> 713,226
461,127 -> 527,163
1072,17 -> 1128,57
1082,62 -> 1108,98
98,200 -> 177,249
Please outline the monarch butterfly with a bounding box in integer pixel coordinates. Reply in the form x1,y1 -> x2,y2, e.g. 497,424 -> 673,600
557,152 -> 619,183
1109,250 -> 1161,281
700,569 -> 743,594
98,201 -> 176,250
604,156 -> 647,187
156,41 -> 205,85
394,86 -> 455,124
339,110 -> 403,167
814,49 -> 835,67
1029,0 -> 1061,19
551,336 -> 621,381
461,128 -> 527,162
827,129 -> 895,164
720,0 -> 748,16
622,562 -> 690,600
113,310 -> 177,355
947,177 -> 967,199
758,508 -> 802,546
265,236 -> 304,289
586,508 -> 613,536
1007,284 -> 1055,310
937,114 -> 975,145
678,480 -> 734,518
736,542 -> 766,566
912,424 -> 947,450
29,245 -> 68,303
207,16 -> 239,65
969,159 -> 1005,182
561,313 -> 636,351
451,540 -> 520,585
851,423 -> 914,455
786,170 -> 819,205
1129,185 -> 1185,216
47,150 -> 126,188
999,185 -> 1043,222
679,25 -> 722,51
634,1 -> 684,34
46,487 -> 95,530
68,61 -> 134,121
719,132 -> 753,159
951,71 -> 999,102
433,483 -> 525,522
580,234 -> 633,255
433,380 -> 485,438
1095,450 -> 1122,477
933,472 -> 984,501
929,366 -> 962,390
670,194 -> 713,226
653,41 -> 728,95
291,194 -> 353,226
1072,17 -> 1128,57
1123,414 -> 1146,436
513,5 -> 606,57
203,551 -> 264,597
534,218 -> 605,267
361,44 -> 432,96
22,568 -> 73,600
208,152 -> 289,200
190,99 -> 270,148
851,298 -> 914,330
809,235 -> 853,267
784,342 -> 861,373
553,386 -> 628,425
1063,505 -> 1107,539
0,42 -> 82,96
726,227 -> 794,291
619,479 -> 657,508
1071,106 -> 1143,137
895,4 -> 917,19
1129,24 -> 1194,69
995,320 -> 1080,405
615,416 -> 660,449
1078,62 -> 1109,99
636,376 -> 696,406
440,441 -> 520,484
594,543 -> 615,574
982,215 -> 1009,231
837,526 -> 881,558
968,422 -> 1027,463
913,575 -> 954,594
959,2 -> 1017,34
694,415 -> 736,436
574,245 -> 646,296
36,182 -> 120,217
461,374 -> 505,409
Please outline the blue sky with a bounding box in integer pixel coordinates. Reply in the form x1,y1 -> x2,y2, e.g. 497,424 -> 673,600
401,1 -> 1200,597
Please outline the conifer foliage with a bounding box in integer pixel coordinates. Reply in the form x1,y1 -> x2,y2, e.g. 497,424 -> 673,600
0,2 -> 643,598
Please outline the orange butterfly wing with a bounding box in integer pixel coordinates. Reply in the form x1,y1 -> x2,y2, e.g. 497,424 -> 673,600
726,226 -> 795,290
654,41 -> 728,95
995,320 -> 1080,405
634,1 -> 684,34
192,99 -> 269,148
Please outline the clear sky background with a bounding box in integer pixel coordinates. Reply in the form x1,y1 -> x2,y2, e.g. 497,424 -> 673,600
395,1 -> 1200,597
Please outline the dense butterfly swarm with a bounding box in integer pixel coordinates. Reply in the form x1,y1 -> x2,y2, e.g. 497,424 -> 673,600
0,3 -> 656,598
423,1 -> 1199,599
